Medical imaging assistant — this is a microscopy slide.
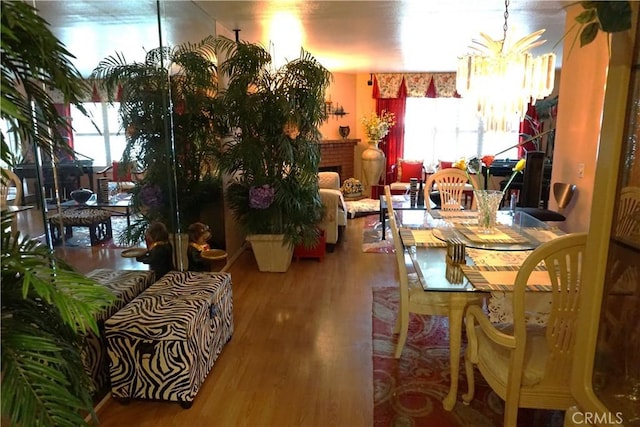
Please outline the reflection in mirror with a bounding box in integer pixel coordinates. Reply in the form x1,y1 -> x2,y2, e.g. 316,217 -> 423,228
595,64 -> 640,422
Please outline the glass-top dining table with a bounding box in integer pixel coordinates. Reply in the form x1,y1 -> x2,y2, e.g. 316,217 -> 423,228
395,208 -> 565,410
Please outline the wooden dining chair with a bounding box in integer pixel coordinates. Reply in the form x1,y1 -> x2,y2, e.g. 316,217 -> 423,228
614,186 -> 640,238
425,168 -> 478,211
462,232 -> 588,427
1,168 -> 23,207
385,185 -> 483,362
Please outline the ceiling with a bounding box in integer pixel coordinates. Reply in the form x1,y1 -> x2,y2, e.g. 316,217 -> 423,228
34,0 -> 568,77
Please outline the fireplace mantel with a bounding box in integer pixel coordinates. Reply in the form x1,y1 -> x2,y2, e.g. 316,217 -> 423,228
319,138 -> 359,145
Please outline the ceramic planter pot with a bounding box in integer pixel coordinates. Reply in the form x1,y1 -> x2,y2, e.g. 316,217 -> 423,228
246,234 -> 293,272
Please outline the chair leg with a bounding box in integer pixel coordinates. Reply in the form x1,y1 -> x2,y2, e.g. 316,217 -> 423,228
503,403 -> 518,427
462,352 -> 475,404
394,311 -> 409,358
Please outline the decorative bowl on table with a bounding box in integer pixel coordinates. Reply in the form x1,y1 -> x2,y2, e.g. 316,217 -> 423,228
70,188 -> 94,204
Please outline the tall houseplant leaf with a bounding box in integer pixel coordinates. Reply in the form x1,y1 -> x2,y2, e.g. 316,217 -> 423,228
1,3 -> 115,425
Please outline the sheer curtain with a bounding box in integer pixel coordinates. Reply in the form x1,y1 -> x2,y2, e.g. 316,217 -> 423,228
403,97 -> 520,168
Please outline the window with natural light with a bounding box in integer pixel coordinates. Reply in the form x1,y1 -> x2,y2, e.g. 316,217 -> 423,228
70,103 -> 126,167
403,97 -> 520,170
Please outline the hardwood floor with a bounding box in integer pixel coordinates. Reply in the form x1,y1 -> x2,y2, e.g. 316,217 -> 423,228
18,208 -> 389,426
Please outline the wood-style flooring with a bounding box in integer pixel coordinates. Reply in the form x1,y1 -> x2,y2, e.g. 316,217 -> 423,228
15,208 -> 389,426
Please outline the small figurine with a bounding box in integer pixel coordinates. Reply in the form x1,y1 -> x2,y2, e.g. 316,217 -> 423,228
136,221 -> 174,279
187,222 -> 212,272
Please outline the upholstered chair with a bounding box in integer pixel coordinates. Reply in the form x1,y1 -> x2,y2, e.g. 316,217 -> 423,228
318,172 -> 347,246
387,159 -> 426,194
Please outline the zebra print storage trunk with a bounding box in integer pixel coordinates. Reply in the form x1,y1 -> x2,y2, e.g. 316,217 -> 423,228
105,271 -> 234,408
83,269 -> 155,396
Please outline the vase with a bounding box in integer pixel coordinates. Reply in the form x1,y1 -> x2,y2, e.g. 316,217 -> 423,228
361,141 -> 385,194
338,126 -> 350,139
473,190 -> 503,234
246,234 -> 294,272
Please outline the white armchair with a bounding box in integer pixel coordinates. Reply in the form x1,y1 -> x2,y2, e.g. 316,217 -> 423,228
318,172 -> 347,246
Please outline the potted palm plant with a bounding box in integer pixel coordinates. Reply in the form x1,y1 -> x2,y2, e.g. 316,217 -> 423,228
212,36 -> 332,272
91,36 -> 222,248
1,2 -> 114,426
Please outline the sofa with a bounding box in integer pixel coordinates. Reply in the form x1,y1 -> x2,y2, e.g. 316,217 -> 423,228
318,172 -> 347,245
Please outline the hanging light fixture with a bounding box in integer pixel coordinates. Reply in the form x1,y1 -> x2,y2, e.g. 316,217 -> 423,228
456,0 -> 556,132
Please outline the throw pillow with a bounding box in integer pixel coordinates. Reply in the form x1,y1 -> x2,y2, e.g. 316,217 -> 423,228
397,159 -> 424,182
438,160 -> 454,170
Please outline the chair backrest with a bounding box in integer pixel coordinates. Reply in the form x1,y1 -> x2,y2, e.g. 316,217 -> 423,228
511,232 -> 588,390
388,203 -> 411,308
318,171 -> 340,190
425,168 -> 477,211
519,151 -> 545,208
384,185 -> 395,221
615,186 -> 640,238
1,168 -> 23,207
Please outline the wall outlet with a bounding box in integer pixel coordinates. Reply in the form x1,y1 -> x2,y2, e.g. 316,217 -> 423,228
578,163 -> 585,178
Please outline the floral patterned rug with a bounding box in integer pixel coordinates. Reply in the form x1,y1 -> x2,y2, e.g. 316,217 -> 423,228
372,286 -> 565,427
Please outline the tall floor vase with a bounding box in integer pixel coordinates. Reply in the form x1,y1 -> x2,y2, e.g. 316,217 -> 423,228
361,140 -> 385,197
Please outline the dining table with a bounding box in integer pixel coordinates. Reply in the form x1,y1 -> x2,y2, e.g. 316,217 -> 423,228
395,208 -> 565,411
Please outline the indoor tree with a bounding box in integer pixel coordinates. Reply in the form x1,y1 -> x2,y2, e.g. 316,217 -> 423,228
212,36 -> 332,271
1,2 -> 114,426
91,36 -> 222,245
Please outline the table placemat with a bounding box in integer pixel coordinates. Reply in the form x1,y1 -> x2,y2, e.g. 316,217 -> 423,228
520,227 -> 565,244
429,210 -> 478,220
466,248 -> 533,267
399,228 -> 447,247
454,224 -> 529,244
460,265 -> 551,291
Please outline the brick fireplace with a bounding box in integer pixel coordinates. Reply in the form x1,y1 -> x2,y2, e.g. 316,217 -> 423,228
318,139 -> 358,184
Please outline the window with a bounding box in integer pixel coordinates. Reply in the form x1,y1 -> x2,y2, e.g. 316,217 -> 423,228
70,103 -> 126,167
403,97 -> 519,170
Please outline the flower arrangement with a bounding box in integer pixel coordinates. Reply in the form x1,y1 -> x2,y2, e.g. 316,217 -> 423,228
453,156 -> 526,194
340,178 -> 363,196
249,185 -> 275,209
361,110 -> 396,143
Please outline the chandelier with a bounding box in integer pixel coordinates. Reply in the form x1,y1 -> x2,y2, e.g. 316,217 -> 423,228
456,0 -> 556,132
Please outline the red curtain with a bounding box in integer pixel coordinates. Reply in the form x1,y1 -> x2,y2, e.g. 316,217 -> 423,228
54,103 -> 74,151
518,103 -> 539,157
373,78 -> 407,187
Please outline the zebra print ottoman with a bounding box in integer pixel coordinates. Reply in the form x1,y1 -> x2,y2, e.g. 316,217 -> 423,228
82,269 -> 155,396
49,207 -> 113,246
105,271 -> 234,408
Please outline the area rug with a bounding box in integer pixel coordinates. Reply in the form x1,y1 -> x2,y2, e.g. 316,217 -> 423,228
362,214 -> 394,254
45,216 -> 135,248
372,286 -> 564,427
